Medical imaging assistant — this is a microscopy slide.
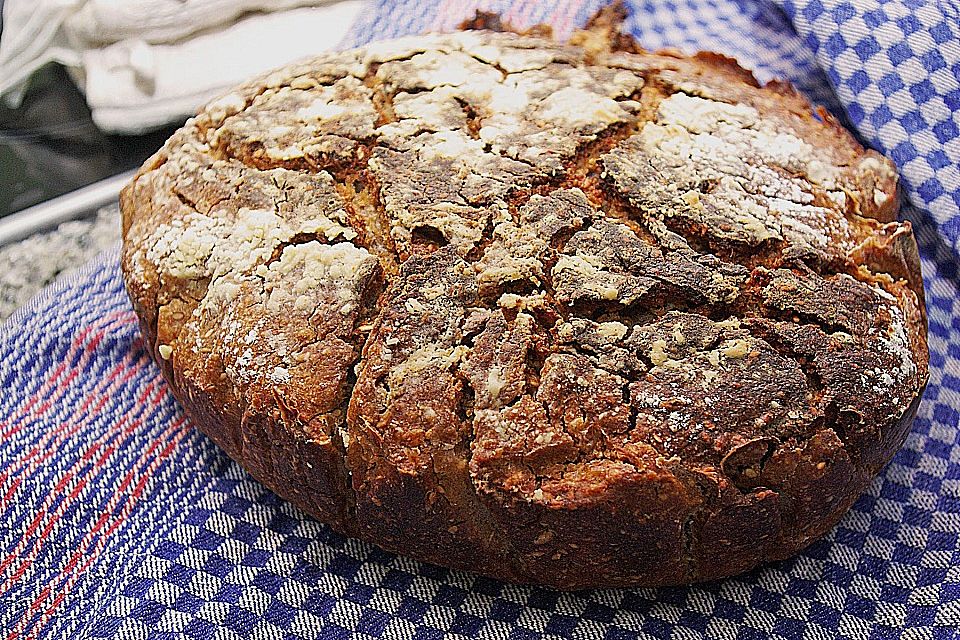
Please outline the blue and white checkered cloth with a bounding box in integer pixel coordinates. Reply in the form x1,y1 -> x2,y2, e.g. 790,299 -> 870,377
2,1 -> 959,637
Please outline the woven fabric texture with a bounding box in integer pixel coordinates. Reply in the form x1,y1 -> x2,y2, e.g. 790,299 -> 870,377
2,1 -> 958,638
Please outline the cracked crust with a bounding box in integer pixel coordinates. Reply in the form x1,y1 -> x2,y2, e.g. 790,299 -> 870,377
120,10 -> 928,589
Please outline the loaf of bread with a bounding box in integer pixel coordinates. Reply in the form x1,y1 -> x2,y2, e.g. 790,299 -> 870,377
120,9 -> 928,589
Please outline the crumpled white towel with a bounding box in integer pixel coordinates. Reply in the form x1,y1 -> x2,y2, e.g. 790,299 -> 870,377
0,0 -> 363,133
66,0 -> 334,45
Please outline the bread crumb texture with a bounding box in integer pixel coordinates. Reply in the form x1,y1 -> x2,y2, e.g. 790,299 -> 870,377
121,28 -> 928,589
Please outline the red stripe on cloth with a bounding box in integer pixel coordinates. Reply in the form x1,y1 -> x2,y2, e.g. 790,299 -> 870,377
505,0 -> 533,25
0,371 -> 163,592
25,419 -> 191,640
0,309 -> 132,428
0,352 -> 150,512
0,350 -> 149,509
0,369 -> 163,595
428,0 -> 456,31
520,0 -> 544,29
554,0 -> 589,40
22,312 -> 140,424
1,476 -> 22,506
9,415 -> 190,640
0,310 -> 136,439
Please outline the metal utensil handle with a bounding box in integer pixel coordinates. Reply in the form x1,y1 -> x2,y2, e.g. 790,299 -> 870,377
0,170 -> 134,247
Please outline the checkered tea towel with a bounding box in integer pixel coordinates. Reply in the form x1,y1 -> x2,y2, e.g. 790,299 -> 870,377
2,1 -> 959,638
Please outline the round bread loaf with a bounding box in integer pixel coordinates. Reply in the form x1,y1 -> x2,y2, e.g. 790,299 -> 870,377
121,14 -> 929,589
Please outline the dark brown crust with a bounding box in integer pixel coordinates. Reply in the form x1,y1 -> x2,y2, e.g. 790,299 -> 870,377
458,11 -> 508,33
119,8 -> 928,589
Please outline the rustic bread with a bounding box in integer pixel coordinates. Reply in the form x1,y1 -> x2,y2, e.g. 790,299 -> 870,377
120,10 -> 928,589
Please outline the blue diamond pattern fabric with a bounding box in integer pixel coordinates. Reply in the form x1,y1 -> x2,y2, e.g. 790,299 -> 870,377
2,1 -> 959,638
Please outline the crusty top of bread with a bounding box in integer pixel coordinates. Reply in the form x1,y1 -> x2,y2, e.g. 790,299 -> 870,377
120,17 -> 928,588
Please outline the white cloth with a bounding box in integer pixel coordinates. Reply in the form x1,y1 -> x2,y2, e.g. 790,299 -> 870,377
0,0 -> 363,133
65,0 -> 331,45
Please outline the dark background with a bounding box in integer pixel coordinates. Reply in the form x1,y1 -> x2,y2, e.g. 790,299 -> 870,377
0,4 -> 180,217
